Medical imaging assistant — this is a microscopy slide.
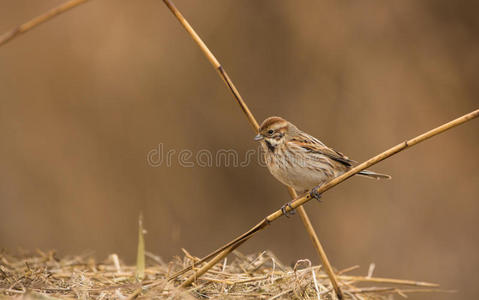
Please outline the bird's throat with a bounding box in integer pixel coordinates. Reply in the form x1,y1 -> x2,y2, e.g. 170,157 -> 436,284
265,140 -> 276,153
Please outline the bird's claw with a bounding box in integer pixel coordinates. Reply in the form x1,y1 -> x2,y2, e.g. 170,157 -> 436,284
310,186 -> 322,202
281,202 -> 296,217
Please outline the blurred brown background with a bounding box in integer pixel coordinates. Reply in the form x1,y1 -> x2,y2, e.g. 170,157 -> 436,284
1,0 -> 478,299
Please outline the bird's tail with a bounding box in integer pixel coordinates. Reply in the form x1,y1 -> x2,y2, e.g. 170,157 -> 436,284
357,170 -> 391,180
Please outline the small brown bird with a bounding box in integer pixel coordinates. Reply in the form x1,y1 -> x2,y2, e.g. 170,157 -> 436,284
255,116 -> 390,214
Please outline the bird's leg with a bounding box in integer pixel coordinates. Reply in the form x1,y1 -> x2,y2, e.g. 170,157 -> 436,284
309,186 -> 323,202
281,201 -> 296,217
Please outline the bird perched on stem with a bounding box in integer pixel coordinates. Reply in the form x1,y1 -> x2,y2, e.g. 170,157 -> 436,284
254,116 -> 390,215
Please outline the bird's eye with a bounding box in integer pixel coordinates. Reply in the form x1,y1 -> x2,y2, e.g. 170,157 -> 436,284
267,130 -> 274,135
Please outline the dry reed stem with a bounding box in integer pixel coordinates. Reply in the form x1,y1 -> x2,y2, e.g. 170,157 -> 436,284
167,109 -> 479,283
161,0 -> 258,132
296,202 -> 343,298
0,0 -> 91,47
135,213 -> 145,280
161,0 -> 344,297
179,239 -> 247,288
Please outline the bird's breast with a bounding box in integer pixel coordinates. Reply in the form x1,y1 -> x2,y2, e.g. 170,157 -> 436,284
264,147 -> 343,192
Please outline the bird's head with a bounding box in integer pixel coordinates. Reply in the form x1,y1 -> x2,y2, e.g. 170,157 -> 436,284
254,116 -> 292,151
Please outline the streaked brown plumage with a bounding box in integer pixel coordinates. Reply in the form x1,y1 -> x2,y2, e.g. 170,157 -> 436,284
255,116 -> 390,195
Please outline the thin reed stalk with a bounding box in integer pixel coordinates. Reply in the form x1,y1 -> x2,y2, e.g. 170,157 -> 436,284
0,0 -> 91,47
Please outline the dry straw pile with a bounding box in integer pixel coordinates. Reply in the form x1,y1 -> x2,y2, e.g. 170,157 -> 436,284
0,249 -> 441,299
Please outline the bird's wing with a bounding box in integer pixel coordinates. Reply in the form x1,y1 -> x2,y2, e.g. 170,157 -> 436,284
291,133 -> 356,167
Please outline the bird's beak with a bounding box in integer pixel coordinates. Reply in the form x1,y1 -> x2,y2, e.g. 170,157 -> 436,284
254,134 -> 264,141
